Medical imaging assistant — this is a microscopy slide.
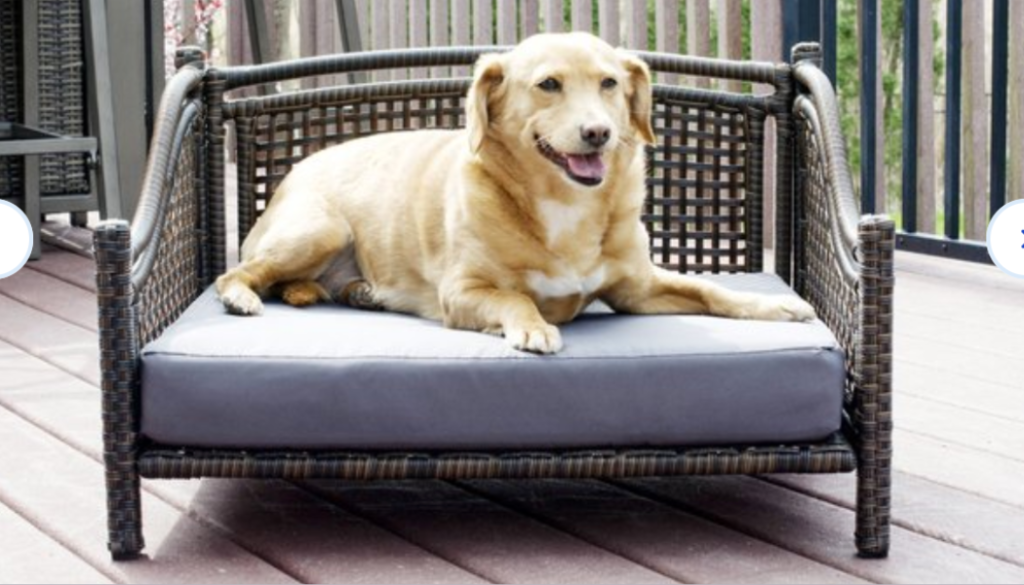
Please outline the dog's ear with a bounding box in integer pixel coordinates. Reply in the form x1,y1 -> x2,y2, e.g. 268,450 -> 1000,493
619,51 -> 656,145
467,53 -> 505,153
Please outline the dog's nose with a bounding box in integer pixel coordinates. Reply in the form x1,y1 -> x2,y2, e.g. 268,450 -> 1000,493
581,124 -> 611,148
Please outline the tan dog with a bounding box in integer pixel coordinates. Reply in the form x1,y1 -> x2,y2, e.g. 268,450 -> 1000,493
216,32 -> 815,353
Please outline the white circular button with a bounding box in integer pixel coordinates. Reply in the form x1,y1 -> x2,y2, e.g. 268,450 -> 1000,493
987,199 -> 1024,279
0,199 -> 34,279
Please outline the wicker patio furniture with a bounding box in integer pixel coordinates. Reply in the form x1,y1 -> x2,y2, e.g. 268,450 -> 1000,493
95,43 -> 893,560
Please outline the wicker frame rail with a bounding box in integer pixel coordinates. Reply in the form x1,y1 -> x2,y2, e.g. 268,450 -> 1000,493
94,43 -> 893,560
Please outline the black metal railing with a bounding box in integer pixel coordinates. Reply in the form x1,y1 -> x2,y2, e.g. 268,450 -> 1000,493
785,0 -> 1012,264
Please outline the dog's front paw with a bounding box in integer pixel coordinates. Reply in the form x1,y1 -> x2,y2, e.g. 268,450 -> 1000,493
748,294 -> 816,322
218,285 -> 264,316
505,323 -> 563,354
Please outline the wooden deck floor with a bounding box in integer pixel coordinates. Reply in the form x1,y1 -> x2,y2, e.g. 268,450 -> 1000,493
2,245 -> 1024,584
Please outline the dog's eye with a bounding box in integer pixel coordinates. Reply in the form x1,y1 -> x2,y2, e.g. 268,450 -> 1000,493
601,77 -> 618,90
537,77 -> 562,92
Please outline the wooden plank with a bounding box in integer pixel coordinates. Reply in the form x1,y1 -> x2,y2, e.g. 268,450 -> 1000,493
521,0 -> 539,37
894,276 -> 1024,330
372,0 -> 390,80
618,476 -> 1024,583
0,408 -> 300,584
686,0 -> 711,88
769,471 -> 1024,569
181,480 -> 488,584
893,429 -> 1024,510
452,0 -> 472,76
1011,0 -> 1024,203
751,0 -> 781,249
896,249 -> 1024,295
0,342 -> 487,584
430,0 -> 450,77
0,268 -> 97,332
298,0 -> 318,88
389,0 -> 408,79
409,0 -> 428,79
355,0 -> 371,50
916,0 -> 937,232
897,311 -> 1018,364
655,0 -> 679,84
319,0 -> 343,87
623,0 -> 647,50
181,0 -> 198,45
897,327 -> 1024,390
895,393 -> 1024,462
372,0 -> 389,50
474,0 -> 494,45
716,0 -> 742,91
571,0 -> 593,33
0,296 -> 99,386
26,246 -> 95,293
305,480 -> 677,584
897,361 -> 1024,425
460,479 -> 869,584
0,501 -> 113,585
543,0 -> 565,33
497,0 -> 517,44
597,0 -> 618,46
961,0 -> 988,239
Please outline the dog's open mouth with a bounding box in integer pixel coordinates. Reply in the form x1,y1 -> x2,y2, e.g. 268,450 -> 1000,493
536,138 -> 606,187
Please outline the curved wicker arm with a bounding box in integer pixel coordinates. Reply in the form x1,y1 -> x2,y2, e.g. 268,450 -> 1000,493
93,60 -> 209,558
792,56 -> 894,557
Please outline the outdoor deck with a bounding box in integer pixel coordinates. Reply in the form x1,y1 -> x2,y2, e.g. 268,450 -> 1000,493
2,242 -> 1023,584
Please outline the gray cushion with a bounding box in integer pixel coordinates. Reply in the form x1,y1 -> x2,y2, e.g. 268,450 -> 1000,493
140,273 -> 844,450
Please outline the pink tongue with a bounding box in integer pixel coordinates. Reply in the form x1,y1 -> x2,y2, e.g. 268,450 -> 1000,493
565,153 -> 606,180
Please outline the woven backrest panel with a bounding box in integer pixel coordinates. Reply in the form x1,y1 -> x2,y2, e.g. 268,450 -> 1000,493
646,98 -> 751,273
37,0 -> 90,196
0,0 -> 23,198
227,80 -> 766,274
0,0 -> 90,200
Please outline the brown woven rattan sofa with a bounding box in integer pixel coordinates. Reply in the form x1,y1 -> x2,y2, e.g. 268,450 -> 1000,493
95,43 -> 893,560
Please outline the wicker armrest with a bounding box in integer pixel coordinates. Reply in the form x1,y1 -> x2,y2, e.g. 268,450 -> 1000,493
792,58 -> 894,555
93,60 -> 209,557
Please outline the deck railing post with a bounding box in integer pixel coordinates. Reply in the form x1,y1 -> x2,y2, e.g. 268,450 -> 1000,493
944,0 -> 962,239
901,0 -> 919,233
859,0 -> 878,215
990,0 -> 1010,217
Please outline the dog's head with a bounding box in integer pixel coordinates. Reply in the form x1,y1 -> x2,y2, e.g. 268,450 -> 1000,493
467,32 -> 655,188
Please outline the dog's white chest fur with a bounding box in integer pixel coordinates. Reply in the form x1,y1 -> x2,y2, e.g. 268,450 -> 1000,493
537,199 -> 586,245
527,264 -> 606,299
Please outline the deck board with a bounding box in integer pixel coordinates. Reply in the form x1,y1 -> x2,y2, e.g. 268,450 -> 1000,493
305,480 -> 677,584
0,266 -> 98,332
617,476 -> 1024,584
0,294 -> 99,386
25,246 -> 96,293
896,394 -> 1024,461
0,407 -> 301,585
2,247 -> 1023,582
0,501 -> 113,585
458,479 -> 868,584
769,472 -> 1024,568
